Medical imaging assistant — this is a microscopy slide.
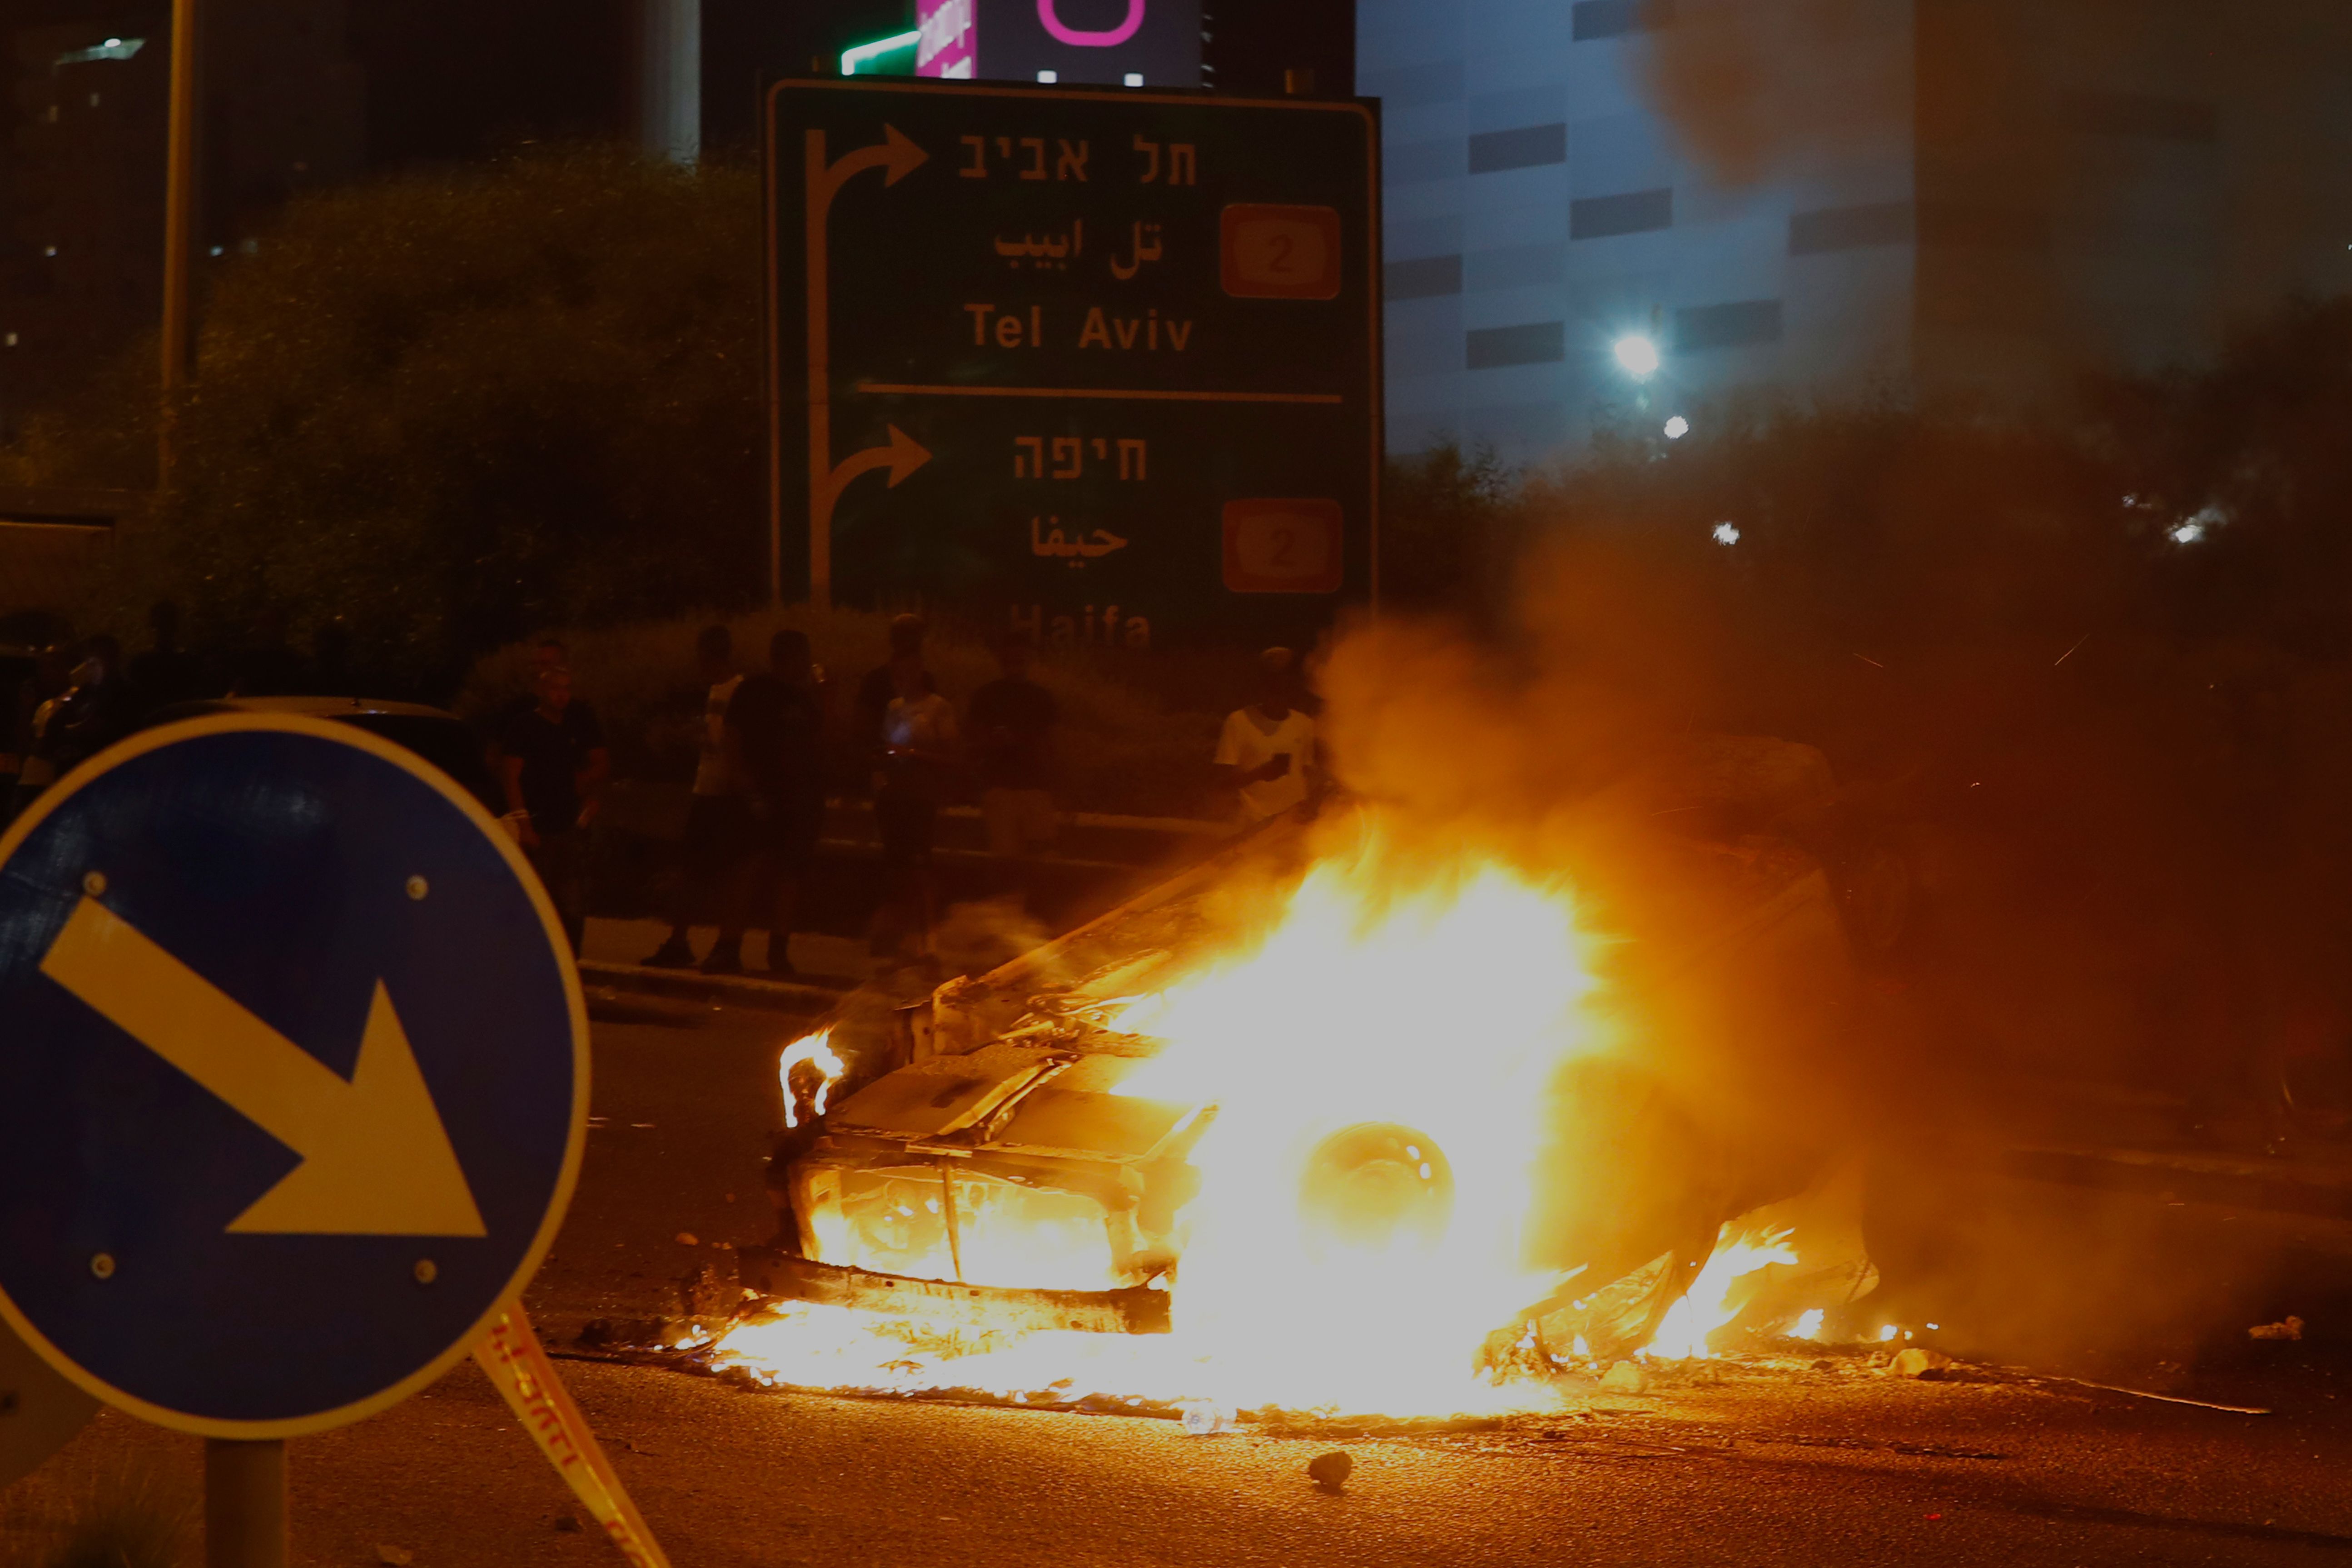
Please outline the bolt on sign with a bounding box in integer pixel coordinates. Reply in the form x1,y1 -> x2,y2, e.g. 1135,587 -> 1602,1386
766,77 -> 1381,652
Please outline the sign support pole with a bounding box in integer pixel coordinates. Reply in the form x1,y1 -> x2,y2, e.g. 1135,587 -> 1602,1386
159,0 -> 203,489
204,1438 -> 286,1568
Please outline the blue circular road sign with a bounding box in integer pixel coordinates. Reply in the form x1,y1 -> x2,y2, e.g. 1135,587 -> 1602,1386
0,714 -> 588,1437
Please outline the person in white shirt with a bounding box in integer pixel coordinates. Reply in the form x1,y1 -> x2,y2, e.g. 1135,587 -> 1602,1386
1212,647 -> 1321,823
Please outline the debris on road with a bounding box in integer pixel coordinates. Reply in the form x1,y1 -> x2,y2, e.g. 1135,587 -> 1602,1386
2039,1376 -> 2272,1416
1891,1348 -> 1954,1379
2250,1316 -> 2305,1342
675,1232 -> 698,1247
1601,1360 -> 1651,1394
1180,1398 -> 1235,1435
1308,1451 -> 1353,1491
375,1546 -> 414,1566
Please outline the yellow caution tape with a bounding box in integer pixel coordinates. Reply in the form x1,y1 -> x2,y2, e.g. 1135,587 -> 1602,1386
473,1310 -> 673,1568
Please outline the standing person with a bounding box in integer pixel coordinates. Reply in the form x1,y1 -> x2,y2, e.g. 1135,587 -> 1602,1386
497,662 -> 609,955
872,651 -> 960,958
4,645 -> 71,824
488,636 -> 573,781
228,609 -> 305,697
969,632 -> 1059,900
1211,647 -> 1322,824
643,625 -> 755,973
127,600 -> 199,716
11,637 -> 132,820
731,628 -> 828,978
855,613 -> 934,749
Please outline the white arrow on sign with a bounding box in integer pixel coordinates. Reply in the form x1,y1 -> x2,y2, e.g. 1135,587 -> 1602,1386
39,896 -> 488,1238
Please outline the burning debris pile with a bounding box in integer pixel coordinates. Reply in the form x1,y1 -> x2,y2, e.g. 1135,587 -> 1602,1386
702,767 -> 1890,1423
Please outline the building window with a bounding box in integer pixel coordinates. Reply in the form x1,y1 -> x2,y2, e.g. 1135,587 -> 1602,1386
1386,255 -> 1463,300
1571,0 -> 1671,41
1467,321 -> 1565,369
1468,123 -> 1566,175
1570,188 -> 1672,240
1789,202 -> 1914,254
1675,299 -> 1782,352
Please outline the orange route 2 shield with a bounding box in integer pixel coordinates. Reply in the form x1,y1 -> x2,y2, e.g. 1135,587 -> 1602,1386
0,715 -> 589,1439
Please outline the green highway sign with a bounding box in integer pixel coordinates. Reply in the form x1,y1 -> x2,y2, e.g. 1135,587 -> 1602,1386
765,77 -> 1380,651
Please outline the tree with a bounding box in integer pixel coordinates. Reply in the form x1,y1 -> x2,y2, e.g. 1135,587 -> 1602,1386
60,147 -> 766,689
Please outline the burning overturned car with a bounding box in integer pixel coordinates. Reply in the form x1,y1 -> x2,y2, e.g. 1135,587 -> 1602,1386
723,735 -> 1896,1414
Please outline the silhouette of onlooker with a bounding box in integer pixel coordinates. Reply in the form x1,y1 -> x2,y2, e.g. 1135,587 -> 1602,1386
498,662 -> 608,955
855,613 -> 934,752
969,632 -> 1059,901
4,644 -> 72,824
229,609 -> 306,697
644,625 -> 755,974
871,649 -> 960,959
731,628 -> 828,978
127,600 -> 201,716
13,637 -> 134,818
309,622 -> 355,697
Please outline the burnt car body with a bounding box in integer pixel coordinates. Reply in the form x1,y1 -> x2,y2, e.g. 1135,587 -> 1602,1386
742,737 -> 1888,1351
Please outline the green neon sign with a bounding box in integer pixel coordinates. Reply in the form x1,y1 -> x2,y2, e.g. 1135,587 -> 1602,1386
840,30 -> 920,76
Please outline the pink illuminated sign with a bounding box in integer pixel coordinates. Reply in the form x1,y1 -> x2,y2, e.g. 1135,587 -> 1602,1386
1035,0 -> 1145,47
916,0 -> 975,78
925,0 -> 1197,86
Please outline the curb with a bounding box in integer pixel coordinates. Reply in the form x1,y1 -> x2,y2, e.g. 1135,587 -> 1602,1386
577,958 -> 845,1017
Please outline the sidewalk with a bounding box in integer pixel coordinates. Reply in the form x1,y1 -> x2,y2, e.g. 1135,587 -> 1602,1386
576,917 -> 874,1016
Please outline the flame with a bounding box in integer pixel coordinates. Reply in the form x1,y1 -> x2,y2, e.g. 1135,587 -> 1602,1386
778,1030 -> 845,1128
715,841 -> 1833,1418
1642,1225 -> 1798,1360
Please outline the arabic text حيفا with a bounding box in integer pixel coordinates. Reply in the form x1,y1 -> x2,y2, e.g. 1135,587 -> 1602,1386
1029,516 -> 1130,563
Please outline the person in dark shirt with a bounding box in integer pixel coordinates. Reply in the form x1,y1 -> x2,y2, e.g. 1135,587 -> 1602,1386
968,633 -> 1059,901
498,662 -> 609,954
228,608 -> 307,698
730,628 -> 828,978
4,644 -> 71,824
853,613 -> 935,754
126,600 -> 202,717
7,638 -> 126,820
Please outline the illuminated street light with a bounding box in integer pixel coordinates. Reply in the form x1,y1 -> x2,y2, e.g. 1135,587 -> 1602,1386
1663,415 -> 1689,439
1712,522 -> 1740,545
1613,334 -> 1661,379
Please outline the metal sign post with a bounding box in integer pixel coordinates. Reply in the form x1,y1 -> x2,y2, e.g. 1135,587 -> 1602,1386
159,0 -> 202,485
765,77 -> 1381,647
204,1439 -> 285,1568
0,715 -> 593,1562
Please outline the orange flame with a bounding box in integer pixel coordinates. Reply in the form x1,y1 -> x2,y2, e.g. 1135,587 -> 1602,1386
719,841 -> 1619,1417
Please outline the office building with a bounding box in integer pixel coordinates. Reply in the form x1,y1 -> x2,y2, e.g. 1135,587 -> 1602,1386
1361,0 -> 2352,460
1,1 -> 363,443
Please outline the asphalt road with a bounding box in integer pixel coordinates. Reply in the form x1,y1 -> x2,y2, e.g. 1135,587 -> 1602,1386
12,1004 -> 2352,1567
